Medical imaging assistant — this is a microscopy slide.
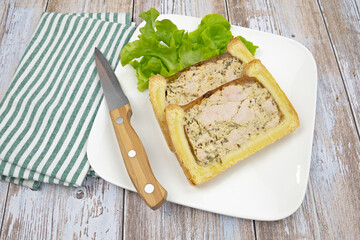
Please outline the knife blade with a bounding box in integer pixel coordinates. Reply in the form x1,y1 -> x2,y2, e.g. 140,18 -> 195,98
94,48 -> 167,210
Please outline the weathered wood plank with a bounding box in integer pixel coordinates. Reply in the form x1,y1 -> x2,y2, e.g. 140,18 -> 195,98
316,0 -> 360,234
227,0 -> 360,239
0,0 -> 47,100
0,0 -> 48,234
124,191 -> 255,240
123,1 -> 255,239
0,1 -> 9,234
318,0 -> 360,134
133,0 -> 228,24
0,178 -> 124,240
46,0 -> 133,13
0,182 -> 9,235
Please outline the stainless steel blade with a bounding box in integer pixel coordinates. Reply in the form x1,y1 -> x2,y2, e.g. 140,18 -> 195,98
94,48 -> 130,110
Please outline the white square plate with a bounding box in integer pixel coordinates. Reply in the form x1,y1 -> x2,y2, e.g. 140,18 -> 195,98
87,14 -> 317,220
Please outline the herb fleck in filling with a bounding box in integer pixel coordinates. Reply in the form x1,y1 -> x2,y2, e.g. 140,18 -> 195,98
184,81 -> 282,167
166,57 -> 244,106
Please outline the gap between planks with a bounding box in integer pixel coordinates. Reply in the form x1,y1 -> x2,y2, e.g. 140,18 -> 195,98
0,0 -> 51,237
0,183 -> 10,239
122,189 -> 126,240
316,0 -> 360,141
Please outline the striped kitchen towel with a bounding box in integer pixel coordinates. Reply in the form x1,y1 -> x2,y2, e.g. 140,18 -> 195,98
0,12 -> 136,189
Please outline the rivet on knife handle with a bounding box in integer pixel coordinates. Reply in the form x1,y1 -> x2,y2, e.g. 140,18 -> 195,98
110,104 -> 167,210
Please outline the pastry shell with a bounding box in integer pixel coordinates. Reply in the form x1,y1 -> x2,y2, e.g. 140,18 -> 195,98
165,59 -> 299,185
149,38 -> 255,151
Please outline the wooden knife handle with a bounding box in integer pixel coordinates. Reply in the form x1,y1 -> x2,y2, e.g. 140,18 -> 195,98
110,104 -> 167,210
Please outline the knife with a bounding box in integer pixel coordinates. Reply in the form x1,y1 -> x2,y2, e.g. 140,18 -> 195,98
94,48 -> 167,210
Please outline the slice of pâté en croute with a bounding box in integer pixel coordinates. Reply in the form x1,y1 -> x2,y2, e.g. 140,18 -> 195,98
165,59 -> 299,185
149,38 -> 255,151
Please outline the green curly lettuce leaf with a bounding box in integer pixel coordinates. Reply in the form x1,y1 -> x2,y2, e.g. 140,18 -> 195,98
120,8 -> 258,91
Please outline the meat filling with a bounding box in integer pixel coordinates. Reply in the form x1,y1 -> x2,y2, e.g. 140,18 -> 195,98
184,81 -> 282,167
166,56 -> 244,106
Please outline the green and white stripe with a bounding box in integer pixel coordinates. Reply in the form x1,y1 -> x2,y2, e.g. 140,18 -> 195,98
74,12 -> 131,24
0,12 -> 136,189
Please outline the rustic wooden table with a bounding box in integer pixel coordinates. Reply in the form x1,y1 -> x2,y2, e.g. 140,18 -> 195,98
0,0 -> 359,239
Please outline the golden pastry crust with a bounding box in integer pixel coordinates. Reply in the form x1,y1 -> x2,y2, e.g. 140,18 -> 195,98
148,75 -> 174,150
165,59 -> 299,185
226,37 -> 255,63
149,38 -> 255,152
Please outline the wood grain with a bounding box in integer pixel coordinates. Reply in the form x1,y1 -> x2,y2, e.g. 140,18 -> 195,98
0,0 -> 47,100
227,0 -> 360,239
318,0 -> 360,133
124,191 -> 256,240
46,0 -> 133,13
0,183 -> 9,235
110,105 -> 167,209
133,0 -> 229,24
0,0 -> 48,235
0,177 -> 124,239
